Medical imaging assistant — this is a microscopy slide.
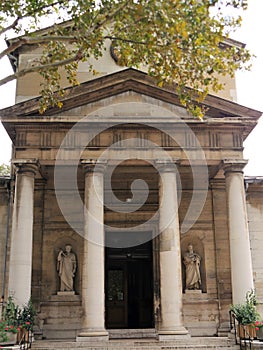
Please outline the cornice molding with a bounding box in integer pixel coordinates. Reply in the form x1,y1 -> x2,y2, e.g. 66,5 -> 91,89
0,69 -> 261,120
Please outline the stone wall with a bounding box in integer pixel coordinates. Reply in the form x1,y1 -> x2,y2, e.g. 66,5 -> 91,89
181,187 -> 231,336
246,178 -> 263,317
15,42 -> 237,104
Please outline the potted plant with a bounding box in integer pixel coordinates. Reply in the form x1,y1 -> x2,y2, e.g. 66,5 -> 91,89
0,319 -> 20,345
1,296 -> 36,345
0,296 -> 20,345
17,298 -> 36,343
254,320 -> 263,341
2,296 -> 19,327
230,289 -> 260,339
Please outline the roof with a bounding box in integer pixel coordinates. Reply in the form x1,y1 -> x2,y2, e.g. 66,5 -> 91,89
245,176 -> 263,184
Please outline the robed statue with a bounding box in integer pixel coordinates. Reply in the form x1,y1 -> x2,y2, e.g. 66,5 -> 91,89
57,244 -> 77,292
183,244 -> 201,290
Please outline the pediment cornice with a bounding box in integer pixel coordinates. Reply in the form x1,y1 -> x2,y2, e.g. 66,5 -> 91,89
0,68 -> 261,121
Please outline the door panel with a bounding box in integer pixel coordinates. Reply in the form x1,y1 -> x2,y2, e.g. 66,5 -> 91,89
106,267 -> 127,328
106,240 -> 154,329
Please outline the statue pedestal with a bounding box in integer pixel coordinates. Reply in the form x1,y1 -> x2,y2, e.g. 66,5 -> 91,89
57,291 -> 75,296
50,293 -> 80,302
40,294 -> 82,339
185,289 -> 202,294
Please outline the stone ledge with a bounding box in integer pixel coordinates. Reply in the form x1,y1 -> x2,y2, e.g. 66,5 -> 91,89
49,294 -> 81,302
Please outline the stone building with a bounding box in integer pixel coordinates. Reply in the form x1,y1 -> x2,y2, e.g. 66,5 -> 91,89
0,36 -> 263,342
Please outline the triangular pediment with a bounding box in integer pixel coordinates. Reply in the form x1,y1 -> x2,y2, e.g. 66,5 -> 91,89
0,68 -> 261,119
0,68 -> 261,141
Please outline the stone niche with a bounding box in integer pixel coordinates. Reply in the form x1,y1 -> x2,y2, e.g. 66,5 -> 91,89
181,234 -> 220,336
41,231 -> 83,297
36,229 -> 84,339
181,236 -> 206,293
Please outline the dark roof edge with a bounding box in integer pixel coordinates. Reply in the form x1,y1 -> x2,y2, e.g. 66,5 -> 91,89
245,176 -> 263,184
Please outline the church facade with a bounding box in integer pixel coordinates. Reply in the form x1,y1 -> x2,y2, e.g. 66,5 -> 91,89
0,39 -> 263,341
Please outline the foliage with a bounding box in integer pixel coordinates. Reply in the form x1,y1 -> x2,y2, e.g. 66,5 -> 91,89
230,290 -> 260,325
0,163 -> 10,176
2,296 -> 36,332
0,296 -> 20,342
0,320 -> 19,343
17,299 -> 36,331
2,296 -> 20,328
0,0 -> 251,118
254,320 -> 263,330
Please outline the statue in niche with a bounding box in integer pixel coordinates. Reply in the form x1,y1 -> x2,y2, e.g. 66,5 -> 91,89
57,244 -> 77,292
183,243 -> 201,290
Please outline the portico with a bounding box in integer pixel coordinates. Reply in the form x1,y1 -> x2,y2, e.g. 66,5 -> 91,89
0,69 -> 261,340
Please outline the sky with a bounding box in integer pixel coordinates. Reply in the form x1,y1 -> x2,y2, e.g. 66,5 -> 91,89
0,0 -> 262,175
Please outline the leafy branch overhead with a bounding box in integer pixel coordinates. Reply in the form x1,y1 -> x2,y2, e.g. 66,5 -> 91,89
0,163 -> 10,176
0,0 -> 251,118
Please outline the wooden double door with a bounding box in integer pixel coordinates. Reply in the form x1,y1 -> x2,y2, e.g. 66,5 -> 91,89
105,241 -> 154,329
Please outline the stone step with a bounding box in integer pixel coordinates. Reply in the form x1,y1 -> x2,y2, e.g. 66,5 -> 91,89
109,329 -> 156,339
31,337 -> 240,350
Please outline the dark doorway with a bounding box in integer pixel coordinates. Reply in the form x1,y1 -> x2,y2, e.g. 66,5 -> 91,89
105,238 -> 154,329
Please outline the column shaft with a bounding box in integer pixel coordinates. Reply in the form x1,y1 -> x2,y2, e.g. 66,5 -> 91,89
157,161 -> 188,340
224,160 -> 254,304
8,162 -> 37,306
77,160 -> 108,341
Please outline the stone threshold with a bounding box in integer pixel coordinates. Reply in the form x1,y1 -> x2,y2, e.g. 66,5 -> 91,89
108,328 -> 156,339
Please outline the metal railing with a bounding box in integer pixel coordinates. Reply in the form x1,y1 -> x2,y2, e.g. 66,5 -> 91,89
18,328 -> 33,349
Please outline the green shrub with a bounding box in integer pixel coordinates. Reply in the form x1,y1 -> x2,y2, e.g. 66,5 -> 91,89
230,290 -> 260,325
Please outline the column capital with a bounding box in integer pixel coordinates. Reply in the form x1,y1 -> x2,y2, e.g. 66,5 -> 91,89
12,159 -> 39,176
222,159 -> 248,175
155,159 -> 180,172
81,159 -> 107,174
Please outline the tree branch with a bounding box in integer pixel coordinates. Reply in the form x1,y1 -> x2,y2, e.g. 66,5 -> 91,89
0,0 -> 67,36
105,35 -> 168,49
0,17 -> 20,36
85,0 -> 131,36
105,35 -> 149,46
1,1 -> 130,61
0,53 -> 82,87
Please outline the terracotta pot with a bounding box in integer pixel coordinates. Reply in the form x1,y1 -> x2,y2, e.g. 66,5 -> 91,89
17,328 -> 29,343
0,331 -> 17,345
238,324 -> 256,339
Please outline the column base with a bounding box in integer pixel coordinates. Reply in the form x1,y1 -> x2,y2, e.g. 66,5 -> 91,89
76,330 -> 109,342
158,327 -> 190,341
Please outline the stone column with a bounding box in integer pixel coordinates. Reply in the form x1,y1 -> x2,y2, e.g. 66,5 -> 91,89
223,159 -> 254,304
8,160 -> 38,306
156,160 -> 188,340
77,160 -> 108,341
